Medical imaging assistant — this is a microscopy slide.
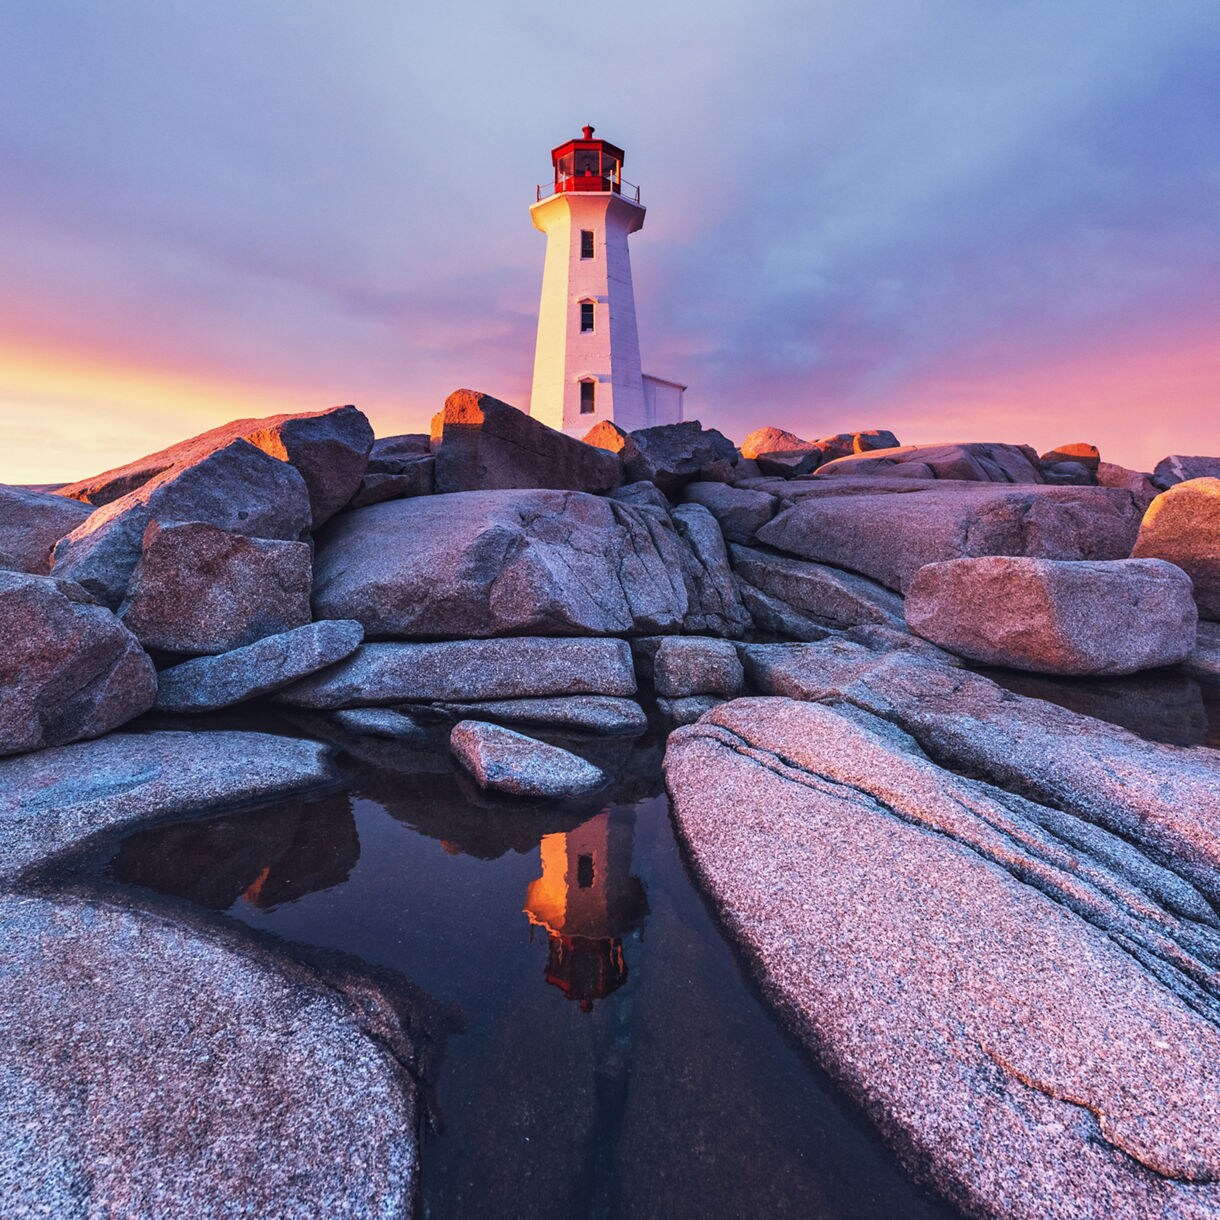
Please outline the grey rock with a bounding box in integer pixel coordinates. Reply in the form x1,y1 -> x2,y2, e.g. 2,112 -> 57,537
155,620 -> 364,712
349,456 -> 435,508
682,481 -> 778,543
1153,455 -> 1220,489
1183,620 -> 1220,683
666,696 -> 1220,1220
653,636 -> 744,698
0,729 -> 333,880
1097,461 -> 1159,510
0,485 -> 91,574
657,695 -> 723,725
608,480 -> 671,511
1040,460 -> 1095,486
622,421 -> 739,494
57,404 -> 373,526
312,489 -> 691,638
730,543 -> 905,629
276,637 -> 637,708
434,695 -> 647,736
736,579 -> 840,641
906,556 -> 1198,675
0,572 -> 156,757
431,389 -> 621,494
0,892 -> 416,1215
1132,478 -> 1220,620
670,502 -> 752,637
368,433 -> 432,467
814,441 -> 1046,483
52,439 -> 312,608
450,720 -> 606,797
118,521 -> 312,654
332,707 -> 433,741
757,481 -> 1144,593
754,449 -> 824,478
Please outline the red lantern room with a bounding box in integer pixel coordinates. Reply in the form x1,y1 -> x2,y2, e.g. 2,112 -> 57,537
543,125 -> 639,202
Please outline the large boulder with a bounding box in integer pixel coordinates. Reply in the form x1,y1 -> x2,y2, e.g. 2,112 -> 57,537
816,442 -> 1045,483
57,404 -> 372,525
52,439 -> 312,608
652,637 -> 744,698
431,389 -> 621,494
275,637 -> 637,708
312,490 -> 691,638
1097,461 -> 1159,509
905,556 -> 1197,675
666,696 -> 1220,1219
155,620 -> 364,713
1040,442 -> 1100,473
756,481 -> 1144,593
118,521 -> 313,655
669,502 -> 752,637
0,485 -> 91,574
1131,478 -> 1220,619
1,892 -> 417,1215
682,481 -> 778,543
1153,455 -> 1220,489
450,721 -> 606,798
742,427 -> 899,473
620,421 -> 738,494
0,572 -> 156,757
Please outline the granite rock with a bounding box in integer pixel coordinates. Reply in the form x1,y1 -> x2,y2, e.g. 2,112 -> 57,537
815,441 -> 1045,483
1040,442 -> 1100,473
332,707 -> 433,742
450,720 -> 606,797
52,439 -> 312,608
432,389 -> 621,494
368,433 -> 431,466
312,489 -> 691,638
905,556 -> 1198,675
118,521 -> 313,654
682,481 -> 778,543
739,427 -> 808,460
433,695 -> 648,736
1183,620 -> 1220,684
0,572 -> 156,757
670,502 -> 752,637
1131,478 -> 1220,619
653,636 -> 744,698
1097,461 -> 1159,510
657,695 -> 724,725
155,620 -> 364,713
0,485 -> 91,574
276,637 -> 637,708
349,456 -> 435,508
1153,455 -> 1220,489
622,421 -> 739,494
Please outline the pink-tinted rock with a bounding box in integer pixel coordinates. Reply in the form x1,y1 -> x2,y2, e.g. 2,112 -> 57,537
1041,442 -> 1100,472
621,421 -> 739,494
682,481 -> 778,544
1097,461 -> 1159,510
118,521 -> 313,655
0,484 -> 91,574
1153,455 -> 1220,489
52,440 -> 311,608
816,442 -> 1045,483
432,389 -> 621,494
58,404 -> 373,526
905,556 -> 1197,675
666,695 -> 1220,1219
652,636 -> 744,698
739,427 -> 808,460
1131,478 -> 1220,620
0,571 -> 156,756
450,720 -> 606,797
757,481 -> 1143,592
349,457 -> 435,508
669,502 -> 752,637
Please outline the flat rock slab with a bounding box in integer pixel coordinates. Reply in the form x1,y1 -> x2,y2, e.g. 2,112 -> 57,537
757,481 -> 1144,592
906,556 -> 1198,675
276,637 -> 637,708
666,697 -> 1220,1218
0,572 -> 156,757
814,440 -> 1045,483
0,484 -> 91,574
155,620 -> 364,712
434,695 -> 648,736
332,707 -> 434,741
0,892 -> 415,1216
312,489 -> 691,638
1132,478 -> 1220,619
450,720 -> 606,797
0,730 -> 333,881
653,636 -> 744,698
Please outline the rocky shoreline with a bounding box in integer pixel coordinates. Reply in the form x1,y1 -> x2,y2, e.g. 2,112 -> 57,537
2,391 -> 1219,1215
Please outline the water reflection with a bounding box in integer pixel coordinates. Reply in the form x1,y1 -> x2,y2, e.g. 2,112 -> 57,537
523,808 -> 648,1010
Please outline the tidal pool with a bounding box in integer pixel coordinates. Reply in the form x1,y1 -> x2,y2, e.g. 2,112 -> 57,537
83,725 -> 958,1220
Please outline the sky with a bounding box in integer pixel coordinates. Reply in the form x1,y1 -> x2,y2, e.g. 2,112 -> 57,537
1,0 -> 1217,483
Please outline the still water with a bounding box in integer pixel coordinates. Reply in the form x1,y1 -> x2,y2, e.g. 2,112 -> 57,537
82,723 -> 958,1220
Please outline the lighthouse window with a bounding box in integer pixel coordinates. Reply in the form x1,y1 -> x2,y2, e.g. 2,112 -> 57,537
580,301 -> 595,332
579,379 -> 596,413
580,229 -> 595,259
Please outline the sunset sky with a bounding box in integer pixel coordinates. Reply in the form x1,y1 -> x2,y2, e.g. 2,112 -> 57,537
1,0 -> 1217,483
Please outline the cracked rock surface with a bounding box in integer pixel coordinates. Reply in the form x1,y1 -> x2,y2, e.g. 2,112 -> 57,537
665,695 -> 1220,1219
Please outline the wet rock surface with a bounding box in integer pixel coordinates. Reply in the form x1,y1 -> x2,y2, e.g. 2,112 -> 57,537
1132,477 -> 1220,619
450,720 -> 607,797
312,489 -> 692,638
665,696 -> 1220,1219
155,620 -> 365,712
118,521 -> 313,654
905,556 -> 1198,675
0,484 -> 92,574
0,891 -> 417,1217
0,572 -> 156,757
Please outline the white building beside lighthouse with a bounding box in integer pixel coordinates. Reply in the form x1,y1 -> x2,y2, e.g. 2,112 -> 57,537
528,126 -> 685,437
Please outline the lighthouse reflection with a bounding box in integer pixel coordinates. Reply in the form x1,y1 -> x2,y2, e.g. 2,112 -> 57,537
523,806 -> 648,1011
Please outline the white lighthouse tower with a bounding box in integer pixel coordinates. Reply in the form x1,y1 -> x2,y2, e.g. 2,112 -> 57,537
528,126 -> 685,437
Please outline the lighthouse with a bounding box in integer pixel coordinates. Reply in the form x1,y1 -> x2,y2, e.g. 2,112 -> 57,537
528,125 -> 685,437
